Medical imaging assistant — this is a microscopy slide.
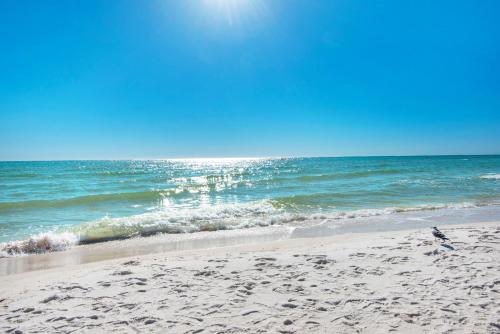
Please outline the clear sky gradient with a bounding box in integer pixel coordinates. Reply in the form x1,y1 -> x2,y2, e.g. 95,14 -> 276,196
1,0 -> 499,160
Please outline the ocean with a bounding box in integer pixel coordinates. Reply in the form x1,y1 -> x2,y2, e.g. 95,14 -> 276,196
1,156 -> 500,256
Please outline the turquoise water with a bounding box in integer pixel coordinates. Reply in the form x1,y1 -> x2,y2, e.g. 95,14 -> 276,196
1,156 -> 500,253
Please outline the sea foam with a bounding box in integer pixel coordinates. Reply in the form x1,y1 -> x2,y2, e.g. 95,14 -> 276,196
0,200 -> 487,257
0,232 -> 78,257
480,174 -> 500,180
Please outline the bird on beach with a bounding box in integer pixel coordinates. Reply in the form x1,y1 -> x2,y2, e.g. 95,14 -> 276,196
432,226 -> 450,242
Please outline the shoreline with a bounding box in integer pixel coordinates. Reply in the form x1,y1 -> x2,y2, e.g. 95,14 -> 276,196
2,204 -> 500,276
3,220 -> 500,277
1,221 -> 499,333
2,202 -> 500,276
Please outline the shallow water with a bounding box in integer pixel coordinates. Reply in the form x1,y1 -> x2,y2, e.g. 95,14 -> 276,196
1,156 -> 499,254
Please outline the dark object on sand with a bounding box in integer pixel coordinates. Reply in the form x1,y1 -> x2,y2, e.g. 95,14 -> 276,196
432,227 -> 450,242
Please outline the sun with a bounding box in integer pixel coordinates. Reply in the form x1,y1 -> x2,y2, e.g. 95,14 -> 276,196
202,0 -> 266,26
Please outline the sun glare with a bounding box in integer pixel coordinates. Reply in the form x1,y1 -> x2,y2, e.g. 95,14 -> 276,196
202,0 -> 267,26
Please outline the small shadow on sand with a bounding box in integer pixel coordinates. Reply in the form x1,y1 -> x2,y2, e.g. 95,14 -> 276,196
441,244 -> 455,251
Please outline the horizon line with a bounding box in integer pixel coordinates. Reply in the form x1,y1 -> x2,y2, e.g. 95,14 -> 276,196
1,153 -> 499,162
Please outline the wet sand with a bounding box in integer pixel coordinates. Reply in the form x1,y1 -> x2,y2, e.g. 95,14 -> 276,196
1,222 -> 499,333
0,226 -> 292,276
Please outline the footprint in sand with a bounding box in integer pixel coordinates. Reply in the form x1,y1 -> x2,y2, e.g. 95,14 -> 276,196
122,260 -> 141,266
112,269 -> 133,276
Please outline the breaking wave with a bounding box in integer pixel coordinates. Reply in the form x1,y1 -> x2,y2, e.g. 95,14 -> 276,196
0,232 -> 78,257
0,200 -> 487,257
481,174 -> 500,180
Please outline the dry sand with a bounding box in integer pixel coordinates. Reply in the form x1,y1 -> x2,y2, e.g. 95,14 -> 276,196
1,222 -> 499,333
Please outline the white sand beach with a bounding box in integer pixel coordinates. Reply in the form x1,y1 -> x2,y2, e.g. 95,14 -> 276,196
1,222 -> 499,333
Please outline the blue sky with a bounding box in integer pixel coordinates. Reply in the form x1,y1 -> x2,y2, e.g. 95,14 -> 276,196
0,0 -> 499,160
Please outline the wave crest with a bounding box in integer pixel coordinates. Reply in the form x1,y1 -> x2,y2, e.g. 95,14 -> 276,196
0,190 -> 168,211
0,201 -> 488,257
73,201 -> 287,244
481,174 -> 500,180
0,232 -> 78,257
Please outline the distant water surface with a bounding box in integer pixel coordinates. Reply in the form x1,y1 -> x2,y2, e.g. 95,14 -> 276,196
1,156 -> 499,255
